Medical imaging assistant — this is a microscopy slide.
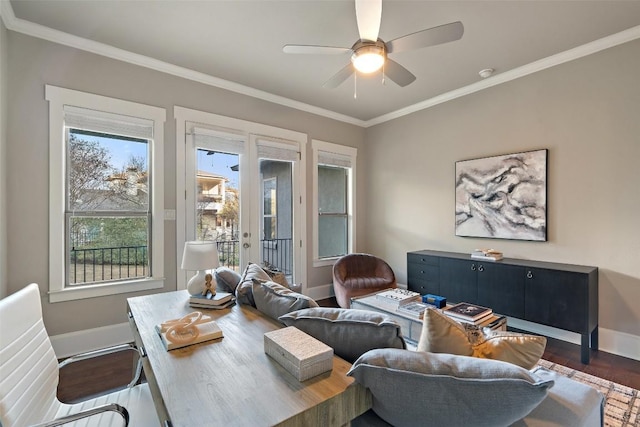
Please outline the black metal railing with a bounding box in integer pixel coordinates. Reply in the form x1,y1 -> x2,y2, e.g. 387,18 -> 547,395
70,245 -> 148,285
261,238 -> 292,276
69,237 -> 293,285
215,238 -> 292,275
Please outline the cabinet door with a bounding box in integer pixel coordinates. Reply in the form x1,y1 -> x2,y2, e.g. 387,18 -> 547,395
524,268 -> 587,333
477,263 -> 524,318
439,258 -> 477,304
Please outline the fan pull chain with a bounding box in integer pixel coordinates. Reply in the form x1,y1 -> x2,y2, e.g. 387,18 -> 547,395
382,62 -> 386,85
354,72 -> 357,99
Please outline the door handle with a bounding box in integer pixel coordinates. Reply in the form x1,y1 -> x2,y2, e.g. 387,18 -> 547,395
243,243 -> 251,249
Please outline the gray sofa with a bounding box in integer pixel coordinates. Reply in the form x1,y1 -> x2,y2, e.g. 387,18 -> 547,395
349,348 -> 604,427
278,307 -> 604,427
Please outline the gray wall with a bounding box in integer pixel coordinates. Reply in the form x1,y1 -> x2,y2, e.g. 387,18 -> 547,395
6,32 -> 364,335
364,39 -> 640,341
0,19 -> 7,298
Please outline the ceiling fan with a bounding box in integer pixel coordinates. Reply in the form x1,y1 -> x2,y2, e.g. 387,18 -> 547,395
283,0 -> 464,88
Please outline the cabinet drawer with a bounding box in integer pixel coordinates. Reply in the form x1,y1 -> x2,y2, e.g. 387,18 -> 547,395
407,263 -> 439,282
407,253 -> 439,267
407,279 -> 439,296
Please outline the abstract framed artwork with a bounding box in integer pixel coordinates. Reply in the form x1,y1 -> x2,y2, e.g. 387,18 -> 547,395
455,149 -> 547,241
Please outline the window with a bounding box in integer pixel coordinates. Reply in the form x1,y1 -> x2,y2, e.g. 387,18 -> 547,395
46,85 -> 165,302
312,140 -> 357,266
262,177 -> 277,240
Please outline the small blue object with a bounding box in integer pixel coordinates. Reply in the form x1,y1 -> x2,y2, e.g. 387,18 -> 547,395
422,294 -> 446,308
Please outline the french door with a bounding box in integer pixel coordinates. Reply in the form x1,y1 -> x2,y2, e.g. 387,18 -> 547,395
183,123 -> 303,285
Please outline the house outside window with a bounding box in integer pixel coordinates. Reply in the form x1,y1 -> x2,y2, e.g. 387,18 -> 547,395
46,85 -> 165,302
312,140 -> 357,266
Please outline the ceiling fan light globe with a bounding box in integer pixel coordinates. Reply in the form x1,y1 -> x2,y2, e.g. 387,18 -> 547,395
351,44 -> 385,74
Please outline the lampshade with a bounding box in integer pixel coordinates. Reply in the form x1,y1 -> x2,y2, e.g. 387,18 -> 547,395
182,241 -> 220,296
181,241 -> 219,271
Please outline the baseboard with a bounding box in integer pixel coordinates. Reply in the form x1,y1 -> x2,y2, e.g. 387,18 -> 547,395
50,322 -> 133,359
598,327 -> 640,362
508,318 -> 640,362
306,283 -> 334,301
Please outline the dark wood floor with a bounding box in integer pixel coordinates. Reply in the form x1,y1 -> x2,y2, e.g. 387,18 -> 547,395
58,297 -> 640,402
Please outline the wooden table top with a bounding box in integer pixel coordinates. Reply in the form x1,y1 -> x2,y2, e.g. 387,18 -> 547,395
127,291 -> 371,427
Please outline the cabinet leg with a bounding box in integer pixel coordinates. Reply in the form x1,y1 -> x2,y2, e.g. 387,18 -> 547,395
590,326 -> 599,351
581,334 -> 591,364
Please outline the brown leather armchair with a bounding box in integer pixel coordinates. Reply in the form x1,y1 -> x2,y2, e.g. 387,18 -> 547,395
332,253 -> 397,308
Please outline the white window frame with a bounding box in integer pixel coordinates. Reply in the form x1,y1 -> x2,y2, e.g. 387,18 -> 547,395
312,140 -> 357,267
46,85 -> 166,302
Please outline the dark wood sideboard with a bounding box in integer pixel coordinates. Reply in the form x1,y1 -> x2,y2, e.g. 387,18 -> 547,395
407,250 -> 598,364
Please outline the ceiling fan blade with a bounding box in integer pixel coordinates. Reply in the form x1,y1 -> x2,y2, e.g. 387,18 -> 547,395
323,64 -> 355,89
386,21 -> 464,54
355,0 -> 382,42
283,45 -> 351,55
384,59 -> 416,87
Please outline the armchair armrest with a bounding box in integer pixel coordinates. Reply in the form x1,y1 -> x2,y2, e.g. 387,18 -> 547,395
58,343 -> 143,388
30,403 -> 129,427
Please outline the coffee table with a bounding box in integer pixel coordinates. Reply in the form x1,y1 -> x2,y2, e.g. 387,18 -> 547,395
351,290 -> 507,345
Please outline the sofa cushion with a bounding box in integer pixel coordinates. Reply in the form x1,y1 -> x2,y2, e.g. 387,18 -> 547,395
279,308 -> 406,363
417,306 -> 473,356
261,263 -> 290,289
417,307 -> 546,369
214,267 -> 242,293
251,279 -> 318,321
512,367 -> 604,427
235,263 -> 271,306
347,348 -> 554,427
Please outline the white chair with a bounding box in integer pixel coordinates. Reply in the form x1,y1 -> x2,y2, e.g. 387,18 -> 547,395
0,283 -> 159,426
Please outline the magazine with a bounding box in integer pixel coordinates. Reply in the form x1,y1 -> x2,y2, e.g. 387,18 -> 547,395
375,289 -> 421,307
444,302 -> 493,321
396,302 -> 430,319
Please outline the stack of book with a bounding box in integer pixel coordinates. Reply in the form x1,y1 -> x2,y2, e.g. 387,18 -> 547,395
444,302 -> 493,325
396,301 -> 431,319
375,288 -> 421,309
189,291 -> 235,310
470,249 -> 503,261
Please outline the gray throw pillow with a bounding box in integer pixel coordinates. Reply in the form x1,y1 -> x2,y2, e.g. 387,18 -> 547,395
347,348 -> 554,427
279,308 -> 406,363
214,267 -> 242,293
235,263 -> 271,306
251,279 -> 318,321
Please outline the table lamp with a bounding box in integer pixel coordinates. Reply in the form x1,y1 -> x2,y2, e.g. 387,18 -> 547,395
181,241 -> 220,295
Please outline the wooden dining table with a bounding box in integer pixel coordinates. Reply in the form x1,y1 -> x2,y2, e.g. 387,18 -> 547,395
127,290 -> 372,427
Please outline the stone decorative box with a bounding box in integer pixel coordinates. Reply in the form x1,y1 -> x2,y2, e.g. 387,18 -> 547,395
264,326 -> 333,381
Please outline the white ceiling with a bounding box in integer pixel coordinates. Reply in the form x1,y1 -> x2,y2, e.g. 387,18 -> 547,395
5,1 -> 640,125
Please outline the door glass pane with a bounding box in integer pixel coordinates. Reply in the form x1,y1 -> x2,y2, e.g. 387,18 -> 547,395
197,149 -> 240,272
260,159 -> 292,277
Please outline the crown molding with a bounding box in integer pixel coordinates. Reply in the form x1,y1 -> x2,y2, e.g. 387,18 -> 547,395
2,1 -> 639,129
364,24 -> 640,127
0,0 -> 366,128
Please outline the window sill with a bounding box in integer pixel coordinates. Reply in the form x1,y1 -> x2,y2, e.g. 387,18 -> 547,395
49,278 -> 165,303
313,257 -> 341,268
